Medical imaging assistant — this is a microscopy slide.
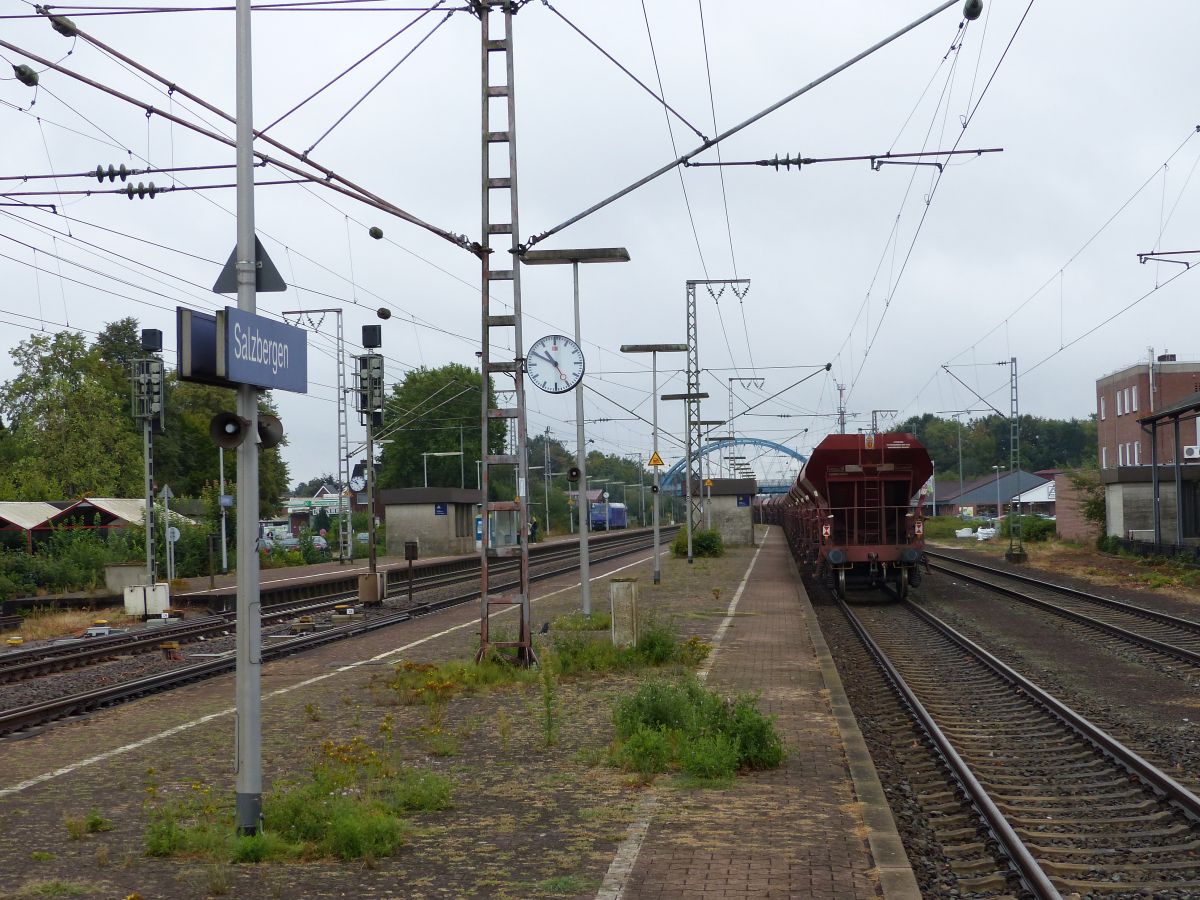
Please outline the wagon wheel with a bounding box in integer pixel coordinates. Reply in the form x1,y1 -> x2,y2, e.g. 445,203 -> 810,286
836,569 -> 847,600
894,566 -> 909,600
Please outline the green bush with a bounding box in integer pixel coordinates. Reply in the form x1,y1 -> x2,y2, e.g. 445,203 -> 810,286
612,725 -> 672,775
670,527 -> 725,558
634,622 -> 677,665
609,676 -> 785,781
999,515 -> 1055,542
680,732 -> 740,780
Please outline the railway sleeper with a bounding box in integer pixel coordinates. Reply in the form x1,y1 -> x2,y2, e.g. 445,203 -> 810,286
1021,822 -> 1192,843
1027,838 -> 1200,857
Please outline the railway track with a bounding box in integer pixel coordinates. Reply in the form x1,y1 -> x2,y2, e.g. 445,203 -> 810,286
0,530 -> 668,683
927,551 -> 1200,674
841,596 -> 1200,898
0,528 -> 671,738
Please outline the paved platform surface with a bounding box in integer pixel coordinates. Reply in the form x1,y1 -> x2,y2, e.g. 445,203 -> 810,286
610,533 -> 919,899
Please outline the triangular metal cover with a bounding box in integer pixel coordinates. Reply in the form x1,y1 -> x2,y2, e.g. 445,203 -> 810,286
213,236 -> 288,294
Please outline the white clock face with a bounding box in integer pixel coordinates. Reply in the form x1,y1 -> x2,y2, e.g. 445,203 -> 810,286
526,334 -> 585,394
349,475 -> 366,491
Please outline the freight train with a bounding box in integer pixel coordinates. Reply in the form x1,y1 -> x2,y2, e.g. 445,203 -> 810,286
770,432 -> 931,599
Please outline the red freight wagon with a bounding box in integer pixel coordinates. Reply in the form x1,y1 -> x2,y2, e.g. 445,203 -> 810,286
783,432 -> 931,599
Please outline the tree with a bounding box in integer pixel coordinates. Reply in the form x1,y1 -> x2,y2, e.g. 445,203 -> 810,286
0,330 -> 142,499
377,363 -> 505,491
154,376 -> 291,517
294,474 -> 337,496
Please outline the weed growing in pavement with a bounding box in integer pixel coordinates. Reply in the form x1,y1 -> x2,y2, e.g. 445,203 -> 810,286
63,809 -> 111,841
303,702 -> 321,722
533,874 -> 601,896
421,730 -> 459,757
142,735 -> 451,864
608,676 -> 785,781
29,851 -> 54,861
551,610 -> 611,632
92,844 -> 109,868
496,707 -> 512,750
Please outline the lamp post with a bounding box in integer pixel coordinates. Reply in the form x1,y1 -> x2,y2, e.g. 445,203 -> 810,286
992,464 -> 1005,519
700,419 -> 724,530
620,343 -> 687,584
936,409 -> 987,515
523,247 -> 630,617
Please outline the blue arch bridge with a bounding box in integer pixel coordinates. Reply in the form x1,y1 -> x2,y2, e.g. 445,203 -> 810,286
659,438 -> 807,495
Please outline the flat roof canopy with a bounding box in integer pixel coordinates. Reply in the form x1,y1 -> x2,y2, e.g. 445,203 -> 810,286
522,248 -> 630,265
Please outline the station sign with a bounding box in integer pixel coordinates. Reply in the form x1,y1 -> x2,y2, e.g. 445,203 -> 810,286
217,307 -> 307,393
434,503 -> 448,516
737,495 -> 750,507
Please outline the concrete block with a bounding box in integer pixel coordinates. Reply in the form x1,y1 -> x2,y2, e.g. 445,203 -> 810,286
610,577 -> 638,647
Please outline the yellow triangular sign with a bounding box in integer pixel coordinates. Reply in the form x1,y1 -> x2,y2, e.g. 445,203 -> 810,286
648,451 -> 665,467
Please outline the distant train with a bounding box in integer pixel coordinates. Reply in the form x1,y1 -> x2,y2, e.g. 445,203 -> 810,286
770,432 -> 931,599
590,502 -> 627,531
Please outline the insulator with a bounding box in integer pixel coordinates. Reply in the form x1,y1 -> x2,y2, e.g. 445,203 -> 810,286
49,15 -> 78,37
124,181 -> 157,199
368,226 -> 383,240
963,0 -> 983,20
119,164 -> 129,182
95,165 -> 105,183
13,65 -> 39,88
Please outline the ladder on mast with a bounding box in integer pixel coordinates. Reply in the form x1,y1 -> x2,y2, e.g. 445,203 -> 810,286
476,0 -> 534,665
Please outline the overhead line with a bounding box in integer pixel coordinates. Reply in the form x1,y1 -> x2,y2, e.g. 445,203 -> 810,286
524,0 -> 962,249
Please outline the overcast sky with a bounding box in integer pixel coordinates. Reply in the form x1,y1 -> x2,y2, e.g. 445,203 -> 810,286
3,0 -> 1199,490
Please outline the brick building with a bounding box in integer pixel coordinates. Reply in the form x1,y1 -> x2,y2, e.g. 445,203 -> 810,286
1097,351 -> 1200,543
1097,352 -> 1200,470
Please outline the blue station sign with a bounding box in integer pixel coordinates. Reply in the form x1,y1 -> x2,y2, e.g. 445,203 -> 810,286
434,502 -> 448,516
217,307 -> 307,393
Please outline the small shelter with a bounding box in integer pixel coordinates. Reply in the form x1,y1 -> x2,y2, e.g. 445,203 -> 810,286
0,502 -> 61,552
702,478 -> 758,545
381,487 -> 482,558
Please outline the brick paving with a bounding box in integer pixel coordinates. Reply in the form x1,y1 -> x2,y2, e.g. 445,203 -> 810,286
617,532 -> 912,899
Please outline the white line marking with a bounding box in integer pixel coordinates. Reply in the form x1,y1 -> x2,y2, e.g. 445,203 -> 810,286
595,529 -> 769,900
0,554 -> 653,798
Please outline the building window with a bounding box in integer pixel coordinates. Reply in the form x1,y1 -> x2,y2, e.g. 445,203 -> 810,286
1117,392 -> 1123,416
1125,387 -> 1131,413
1134,441 -> 1141,465
1102,446 -> 1108,468
1118,444 -> 1125,466
1100,396 -> 1106,420
1132,385 -> 1138,412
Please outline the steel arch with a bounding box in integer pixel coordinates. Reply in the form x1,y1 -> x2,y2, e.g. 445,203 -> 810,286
660,438 -> 807,490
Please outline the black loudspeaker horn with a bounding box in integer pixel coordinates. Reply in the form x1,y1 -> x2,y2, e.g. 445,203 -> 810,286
567,466 -> 581,483
257,414 -> 284,450
209,412 -> 250,449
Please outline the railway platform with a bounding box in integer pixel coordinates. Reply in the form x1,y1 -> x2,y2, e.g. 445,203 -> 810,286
0,529 -> 916,898
600,530 -> 918,899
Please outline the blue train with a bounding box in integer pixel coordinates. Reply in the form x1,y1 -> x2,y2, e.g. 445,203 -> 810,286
589,502 -> 627,531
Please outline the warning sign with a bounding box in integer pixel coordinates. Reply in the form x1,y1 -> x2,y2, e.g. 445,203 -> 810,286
704,478 -> 713,487
648,451 -> 665,467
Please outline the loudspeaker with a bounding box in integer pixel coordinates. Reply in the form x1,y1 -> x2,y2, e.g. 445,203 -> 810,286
567,466 -> 581,483
257,414 -> 284,449
209,412 -> 250,449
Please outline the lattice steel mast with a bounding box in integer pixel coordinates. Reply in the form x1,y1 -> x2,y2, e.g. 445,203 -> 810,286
476,0 -> 533,664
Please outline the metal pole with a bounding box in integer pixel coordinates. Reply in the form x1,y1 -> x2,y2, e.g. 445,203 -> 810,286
368,421 -> 377,576
544,430 -> 550,536
652,352 -> 660,583
460,425 -> 465,489
1151,421 -> 1161,546
163,491 -> 174,582
957,417 -> 963,510
219,446 -> 228,572
233,0 -> 262,835
1174,417 -> 1184,546
423,453 -> 428,488
573,260 -> 591,615
932,460 -> 937,517
143,419 -> 154,600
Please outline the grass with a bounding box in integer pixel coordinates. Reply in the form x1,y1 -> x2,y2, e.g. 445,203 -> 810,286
144,735 -> 451,864
551,610 -> 611,632
63,809 -> 113,840
533,874 -> 601,896
29,851 -> 54,862
16,606 -> 135,642
608,676 -> 785,781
